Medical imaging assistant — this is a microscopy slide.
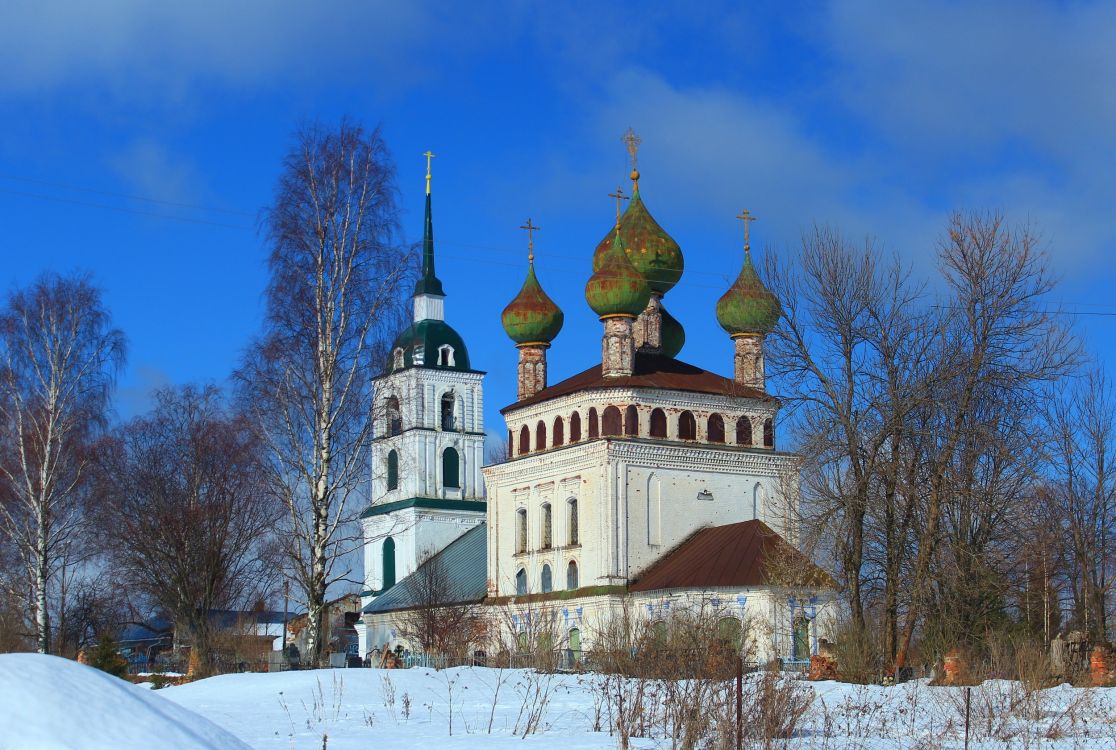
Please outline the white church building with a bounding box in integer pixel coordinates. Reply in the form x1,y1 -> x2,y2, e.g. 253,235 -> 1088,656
358,144 -> 837,665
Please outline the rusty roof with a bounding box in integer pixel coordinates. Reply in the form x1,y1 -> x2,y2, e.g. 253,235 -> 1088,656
629,520 -> 835,592
502,352 -> 775,413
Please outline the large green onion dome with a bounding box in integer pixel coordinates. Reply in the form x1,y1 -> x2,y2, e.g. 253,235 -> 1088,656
592,188 -> 683,296
660,304 -> 685,358
716,250 -> 781,336
501,262 -> 564,345
586,231 -> 651,319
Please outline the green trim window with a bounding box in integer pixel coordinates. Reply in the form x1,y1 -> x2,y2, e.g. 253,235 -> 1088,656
442,447 -> 460,488
717,616 -> 742,651
569,627 -> 581,660
792,616 -> 809,660
386,450 -> 399,491
382,537 -> 396,590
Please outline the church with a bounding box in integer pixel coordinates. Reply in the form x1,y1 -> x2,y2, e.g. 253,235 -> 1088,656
356,137 -> 837,666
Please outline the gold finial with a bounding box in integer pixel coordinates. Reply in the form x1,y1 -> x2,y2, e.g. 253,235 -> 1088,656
423,150 -> 435,195
520,218 -> 540,265
622,127 -> 642,187
608,185 -> 629,228
736,209 -> 757,254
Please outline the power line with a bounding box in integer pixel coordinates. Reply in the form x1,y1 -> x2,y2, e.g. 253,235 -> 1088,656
0,173 -> 255,216
0,187 -> 253,231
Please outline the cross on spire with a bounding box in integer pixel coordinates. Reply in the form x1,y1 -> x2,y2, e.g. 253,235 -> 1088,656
423,150 -> 436,195
608,185 -> 629,227
519,218 -> 540,264
622,128 -> 642,188
736,209 -> 757,254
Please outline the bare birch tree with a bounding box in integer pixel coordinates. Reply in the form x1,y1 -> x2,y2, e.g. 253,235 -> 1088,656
0,273 -> 124,653
237,119 -> 412,665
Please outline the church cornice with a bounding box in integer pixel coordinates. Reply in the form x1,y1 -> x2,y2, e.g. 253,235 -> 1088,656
503,386 -> 777,425
360,497 -> 487,519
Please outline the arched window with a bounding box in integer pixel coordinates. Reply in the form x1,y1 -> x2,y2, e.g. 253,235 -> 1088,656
541,503 -> 552,549
763,418 -> 774,448
602,405 -> 622,436
541,564 -> 553,593
624,405 -> 639,436
392,348 -> 404,371
752,483 -> 762,520
649,408 -> 667,438
569,412 -> 582,442
386,396 -> 401,436
382,537 -> 396,590
568,498 -> 578,545
441,392 -> 455,431
507,430 -> 513,457
588,408 -> 599,438
678,410 -> 697,440
515,568 -> 527,596
536,420 -> 547,451
553,416 -> 565,447
566,560 -> 579,589
708,413 -> 726,443
386,449 -> 399,490
442,447 -> 460,488
438,345 -> 455,367
519,425 -> 530,456
516,508 -> 528,554
736,416 -> 753,446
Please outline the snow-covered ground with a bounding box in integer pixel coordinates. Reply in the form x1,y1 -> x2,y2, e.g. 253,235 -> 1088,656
5,655 -> 1116,749
160,666 -> 1116,749
0,653 -> 250,750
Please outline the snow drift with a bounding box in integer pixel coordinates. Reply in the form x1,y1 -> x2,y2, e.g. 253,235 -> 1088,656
0,653 -> 251,750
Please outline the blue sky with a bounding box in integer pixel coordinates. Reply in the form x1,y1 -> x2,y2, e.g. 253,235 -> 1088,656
2,1 -> 1115,441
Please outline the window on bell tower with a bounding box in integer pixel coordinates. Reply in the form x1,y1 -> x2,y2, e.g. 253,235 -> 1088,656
441,392 -> 455,431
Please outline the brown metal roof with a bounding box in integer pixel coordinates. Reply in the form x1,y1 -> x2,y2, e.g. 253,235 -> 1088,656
628,520 -> 835,592
501,352 -> 775,413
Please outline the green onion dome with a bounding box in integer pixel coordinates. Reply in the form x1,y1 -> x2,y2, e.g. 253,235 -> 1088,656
716,250 -> 781,336
660,304 -> 685,358
586,231 -> 651,319
592,188 -> 683,296
501,263 -> 564,345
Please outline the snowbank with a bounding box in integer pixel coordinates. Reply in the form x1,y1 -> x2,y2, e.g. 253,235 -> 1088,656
0,653 -> 251,750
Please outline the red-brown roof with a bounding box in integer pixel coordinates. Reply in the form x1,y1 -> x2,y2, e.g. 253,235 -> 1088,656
502,353 -> 774,413
629,520 -> 835,592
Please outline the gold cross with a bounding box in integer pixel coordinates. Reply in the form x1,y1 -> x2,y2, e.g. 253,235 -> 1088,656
423,150 -> 435,194
519,218 -> 540,264
622,128 -> 641,170
736,209 -> 757,250
608,186 -> 629,225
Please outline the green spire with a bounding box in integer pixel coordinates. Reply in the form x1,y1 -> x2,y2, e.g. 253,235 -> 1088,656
414,152 -> 445,297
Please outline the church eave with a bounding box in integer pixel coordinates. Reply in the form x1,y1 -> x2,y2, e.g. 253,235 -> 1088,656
360,497 -> 487,519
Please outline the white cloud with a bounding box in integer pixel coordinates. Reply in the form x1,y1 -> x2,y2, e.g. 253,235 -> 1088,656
0,0 -> 436,95
108,138 -> 201,205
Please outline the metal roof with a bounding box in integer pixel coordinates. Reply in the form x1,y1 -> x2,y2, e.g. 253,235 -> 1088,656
363,523 -> 487,614
628,520 -> 835,592
502,352 -> 774,413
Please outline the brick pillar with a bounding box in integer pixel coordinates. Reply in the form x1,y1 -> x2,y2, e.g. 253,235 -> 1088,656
634,295 -> 663,354
517,345 -> 548,400
602,316 -> 635,377
733,334 -> 765,390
